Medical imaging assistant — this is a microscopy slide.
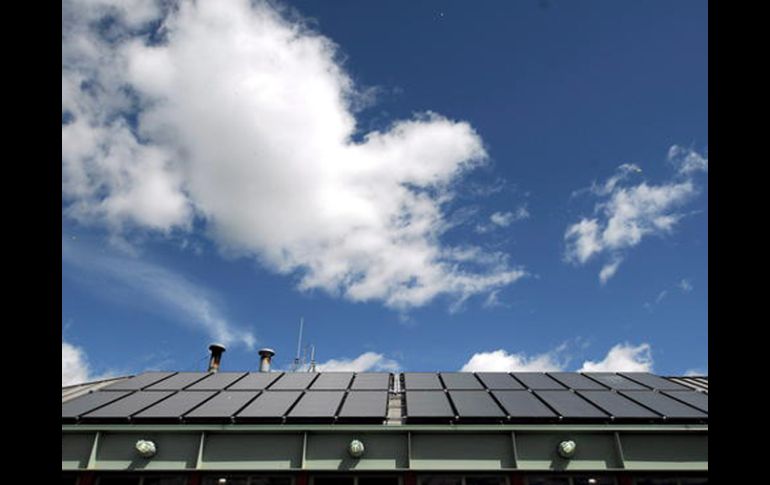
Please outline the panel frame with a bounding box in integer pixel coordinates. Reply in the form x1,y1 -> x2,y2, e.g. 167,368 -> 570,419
285,390 -> 346,423
336,390 -> 390,423
183,391 -> 260,422
404,390 -> 455,423
534,390 -> 609,419
447,390 -> 506,422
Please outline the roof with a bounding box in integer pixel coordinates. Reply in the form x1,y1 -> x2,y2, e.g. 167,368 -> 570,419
61,371 -> 707,426
61,375 -> 131,402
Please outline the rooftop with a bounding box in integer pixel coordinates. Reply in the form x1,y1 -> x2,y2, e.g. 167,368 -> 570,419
62,371 -> 707,426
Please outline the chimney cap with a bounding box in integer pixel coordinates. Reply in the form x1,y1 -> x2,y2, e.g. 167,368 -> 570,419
209,343 -> 226,353
258,348 -> 276,358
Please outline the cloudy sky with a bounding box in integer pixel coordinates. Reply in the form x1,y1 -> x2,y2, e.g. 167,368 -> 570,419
62,0 -> 707,385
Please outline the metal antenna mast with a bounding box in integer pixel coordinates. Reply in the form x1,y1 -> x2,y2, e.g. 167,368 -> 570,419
293,317 -> 304,372
308,344 -> 316,372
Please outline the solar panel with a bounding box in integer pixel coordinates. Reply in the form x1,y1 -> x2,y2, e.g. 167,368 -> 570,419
309,372 -> 354,390
620,373 -> 691,391
512,373 -> 565,390
184,391 -> 258,420
405,391 -> 454,419
448,391 -> 505,418
476,373 -> 525,390
227,372 -> 282,390
338,391 -> 389,420
133,391 -> 217,419
236,391 -> 303,420
549,373 -> 607,390
535,391 -> 607,418
144,372 -> 211,390
621,391 -> 707,419
584,373 -> 648,390
287,391 -> 345,420
185,372 -> 248,391
268,373 -> 319,390
403,373 -> 443,390
440,373 -> 484,390
492,390 -> 556,419
100,372 -> 175,391
62,391 -> 132,420
350,373 -> 391,390
663,391 -> 708,413
82,391 -> 174,420
578,391 -> 660,419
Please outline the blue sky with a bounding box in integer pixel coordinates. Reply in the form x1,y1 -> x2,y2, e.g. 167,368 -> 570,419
61,0 -> 707,384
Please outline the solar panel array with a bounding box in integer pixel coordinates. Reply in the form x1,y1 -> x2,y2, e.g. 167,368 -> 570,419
63,372 -> 393,425
401,372 -> 707,424
62,371 -> 707,425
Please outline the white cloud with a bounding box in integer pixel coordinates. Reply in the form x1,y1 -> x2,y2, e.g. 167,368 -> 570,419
578,343 -> 653,372
62,238 -> 256,348
62,341 -> 92,386
599,257 -> 622,285
462,342 -> 654,373
644,278 -> 693,311
668,146 -> 708,175
315,352 -> 400,372
476,206 -> 530,233
461,348 -> 566,372
565,147 -> 707,282
62,0 -> 525,310
684,368 -> 707,377
678,279 -> 693,292
63,340 -> 117,386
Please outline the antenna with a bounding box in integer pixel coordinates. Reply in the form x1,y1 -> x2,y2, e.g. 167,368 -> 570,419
308,344 -> 316,372
292,317 -> 304,372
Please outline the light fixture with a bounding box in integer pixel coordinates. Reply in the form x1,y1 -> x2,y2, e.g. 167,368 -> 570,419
348,439 -> 365,458
557,439 -> 577,459
135,439 -> 157,458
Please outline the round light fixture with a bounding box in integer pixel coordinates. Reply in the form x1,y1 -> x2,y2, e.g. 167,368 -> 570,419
135,439 -> 157,458
348,439 -> 365,458
557,439 -> 577,459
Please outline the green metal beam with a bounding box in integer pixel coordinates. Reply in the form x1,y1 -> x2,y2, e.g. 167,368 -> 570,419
62,424 -> 707,433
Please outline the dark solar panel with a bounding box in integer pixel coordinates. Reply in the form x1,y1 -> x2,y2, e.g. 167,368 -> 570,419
268,373 -> 319,390
350,373 -> 391,390
440,373 -> 484,390
133,391 -> 216,419
338,391 -> 389,419
663,391 -> 708,413
237,391 -> 302,420
535,391 -> 607,418
584,373 -> 648,390
144,372 -> 211,390
287,391 -> 345,419
492,390 -> 556,418
227,372 -> 283,390
578,391 -> 660,419
185,372 -> 248,391
621,391 -> 707,419
476,373 -> 525,390
512,373 -> 565,390
405,391 -> 454,418
184,391 -> 258,419
82,391 -> 174,420
100,372 -> 175,391
309,373 -> 354,390
403,373 -> 443,390
549,373 -> 607,390
449,391 -> 505,418
620,373 -> 691,391
62,391 -> 132,420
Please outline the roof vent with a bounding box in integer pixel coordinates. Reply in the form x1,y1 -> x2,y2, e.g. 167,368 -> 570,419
258,348 -> 276,373
208,343 -> 226,372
